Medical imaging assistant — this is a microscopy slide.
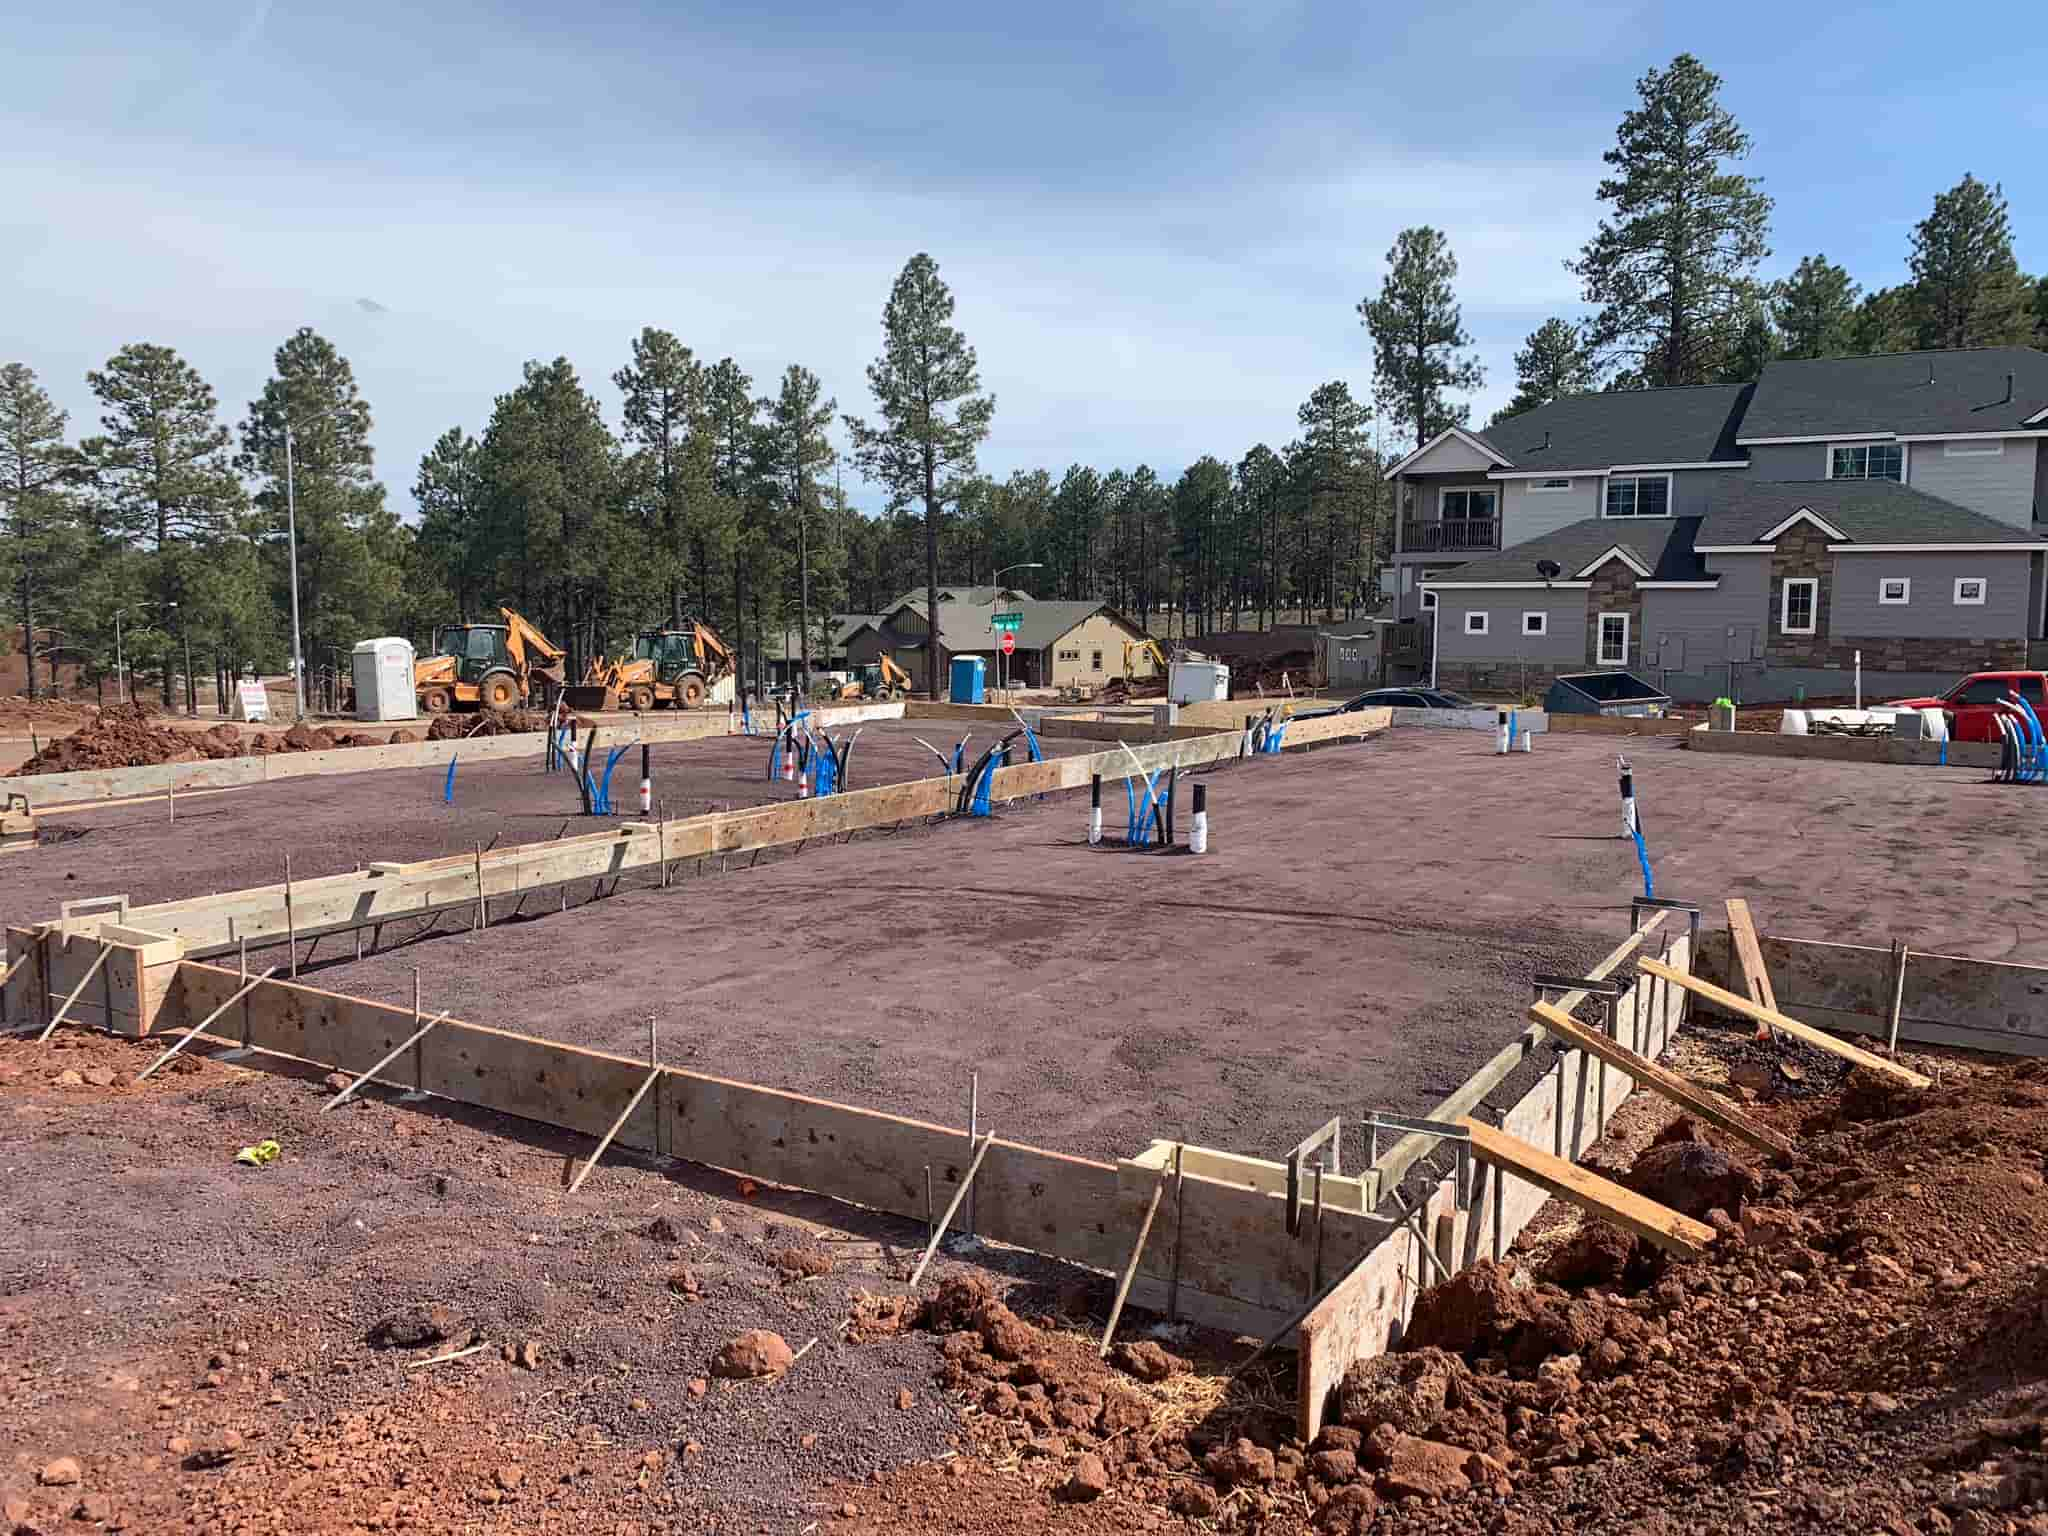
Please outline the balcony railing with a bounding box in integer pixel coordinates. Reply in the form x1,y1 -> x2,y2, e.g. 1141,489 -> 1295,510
1400,516 -> 1500,554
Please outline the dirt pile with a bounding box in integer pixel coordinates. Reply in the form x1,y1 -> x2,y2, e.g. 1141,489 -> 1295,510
15,707 -> 423,773
866,1055 -> 2048,1533
425,709 -> 558,741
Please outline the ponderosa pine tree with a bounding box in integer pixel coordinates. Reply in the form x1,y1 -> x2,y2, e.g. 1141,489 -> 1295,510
763,364 -> 836,683
1360,227 -> 1484,450
84,343 -> 245,707
1494,319 -> 1597,422
0,363 -> 81,697
1569,54 -> 1773,386
1774,256 -> 1861,359
845,253 -> 995,699
413,427 -> 488,620
1906,175 -> 2035,350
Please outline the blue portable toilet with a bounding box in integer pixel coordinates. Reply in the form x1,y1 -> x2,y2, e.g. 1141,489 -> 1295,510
950,655 -> 987,704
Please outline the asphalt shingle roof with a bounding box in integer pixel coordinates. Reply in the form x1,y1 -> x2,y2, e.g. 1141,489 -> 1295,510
1693,478 -> 2048,547
1474,384 -> 1752,471
1423,518 -> 1708,584
1740,348 -> 2048,440
876,597 -> 1142,653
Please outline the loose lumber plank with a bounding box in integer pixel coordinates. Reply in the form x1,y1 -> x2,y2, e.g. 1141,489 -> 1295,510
1638,956 -> 1932,1088
1725,899 -> 1777,1013
1529,1000 -> 1793,1158
1457,1117 -> 1715,1257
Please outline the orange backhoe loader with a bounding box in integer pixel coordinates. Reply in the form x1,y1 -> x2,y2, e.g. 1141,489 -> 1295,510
413,607 -> 568,714
563,619 -> 734,711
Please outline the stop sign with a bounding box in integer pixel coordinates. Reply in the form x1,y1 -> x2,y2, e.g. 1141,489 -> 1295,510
1000,631 -> 1015,656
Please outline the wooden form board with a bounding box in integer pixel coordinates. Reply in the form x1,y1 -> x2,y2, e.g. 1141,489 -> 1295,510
43,718 -> 1381,957
4,926 -> 183,1036
1696,929 -> 2048,1060
165,962 -> 1385,1332
1296,930 -> 1690,1442
1459,1117 -> 1714,1255
5,703 -> 907,810
1529,999 -> 1793,1157
1685,726 -> 2000,769
1725,899 -> 1777,1013
1638,956 -> 1932,1088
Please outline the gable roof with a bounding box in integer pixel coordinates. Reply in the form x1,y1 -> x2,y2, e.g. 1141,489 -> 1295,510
1386,426 -> 1513,477
1693,478 -> 2048,549
1422,518 -> 1707,586
1740,348 -> 2048,441
1471,384 -> 1752,473
884,584 -> 1032,610
875,597 -> 1145,653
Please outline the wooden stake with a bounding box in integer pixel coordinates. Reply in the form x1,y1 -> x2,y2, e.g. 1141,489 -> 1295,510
1099,1168 -> 1170,1356
908,1130 -> 996,1288
1886,940 -> 1911,1055
1168,1141 -> 1186,1323
38,942 -> 112,1042
322,1009 -> 451,1111
1637,956 -> 1931,1088
1460,1116 -> 1714,1257
567,1068 -> 661,1195
473,842 -> 485,930
1726,897 -> 1776,1042
284,855 -> 297,979
138,967 -> 279,1079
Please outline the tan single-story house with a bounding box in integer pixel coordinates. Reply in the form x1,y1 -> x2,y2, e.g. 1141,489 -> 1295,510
844,591 -> 1155,692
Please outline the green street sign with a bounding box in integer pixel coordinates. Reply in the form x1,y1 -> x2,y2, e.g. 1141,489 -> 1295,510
991,612 -> 1022,632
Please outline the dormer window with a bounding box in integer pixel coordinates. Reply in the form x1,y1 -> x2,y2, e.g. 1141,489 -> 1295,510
1603,474 -> 1670,518
1828,443 -> 1903,481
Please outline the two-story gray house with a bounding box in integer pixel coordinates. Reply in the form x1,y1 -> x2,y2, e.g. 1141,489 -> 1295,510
1383,347 -> 2048,701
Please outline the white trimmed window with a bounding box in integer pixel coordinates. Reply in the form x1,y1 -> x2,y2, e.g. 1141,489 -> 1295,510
1522,611 -> 1548,636
1944,439 -> 2005,457
1878,577 -> 1911,605
1529,477 -> 1573,493
1419,589 -> 1438,611
1828,443 -> 1904,481
1603,474 -> 1671,518
1781,577 -> 1819,635
1597,612 -> 1629,665
1954,577 -> 1988,606
1464,610 -> 1488,635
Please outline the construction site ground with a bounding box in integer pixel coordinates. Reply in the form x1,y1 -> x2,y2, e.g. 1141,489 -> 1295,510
1,721 -> 1091,924
8,726 -> 2048,1534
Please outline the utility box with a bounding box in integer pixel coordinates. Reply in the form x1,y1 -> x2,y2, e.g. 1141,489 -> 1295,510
950,655 -> 987,705
1168,660 -> 1230,704
351,637 -> 418,722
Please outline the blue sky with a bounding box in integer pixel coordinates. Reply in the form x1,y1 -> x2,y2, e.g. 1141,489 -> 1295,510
5,0 -> 2045,514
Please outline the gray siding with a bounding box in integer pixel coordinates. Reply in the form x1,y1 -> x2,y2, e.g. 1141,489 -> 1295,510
1829,551 -> 2033,639
1908,438 -> 2039,530
2036,439 -> 2045,524
1500,476 -> 1600,545
1401,436 -> 1498,474
1669,469 -> 1728,518
1745,442 -> 1826,480
1640,556 -> 1771,674
1434,590 -> 1587,662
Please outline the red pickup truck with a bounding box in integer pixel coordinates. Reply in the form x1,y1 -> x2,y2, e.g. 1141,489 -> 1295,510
1886,671 -> 2048,742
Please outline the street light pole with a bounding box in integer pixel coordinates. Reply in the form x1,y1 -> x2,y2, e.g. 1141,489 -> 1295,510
284,424 -> 308,721
114,608 -> 126,704
989,561 -> 1044,698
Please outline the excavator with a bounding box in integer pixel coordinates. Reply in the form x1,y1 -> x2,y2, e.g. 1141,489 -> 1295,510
414,607 -> 568,714
837,654 -> 912,701
564,619 -> 734,712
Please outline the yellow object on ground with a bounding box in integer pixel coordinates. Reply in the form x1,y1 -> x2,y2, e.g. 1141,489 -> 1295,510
234,1139 -> 281,1167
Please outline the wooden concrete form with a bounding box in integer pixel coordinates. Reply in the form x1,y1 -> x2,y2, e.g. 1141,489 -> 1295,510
5,925 -> 183,1035
1546,714 -> 1693,737
38,714 -> 1390,963
1292,925 -> 1690,1442
1696,928 -> 2048,1059
158,961 -> 1396,1337
3,702 -> 907,810
1684,724 -> 2000,768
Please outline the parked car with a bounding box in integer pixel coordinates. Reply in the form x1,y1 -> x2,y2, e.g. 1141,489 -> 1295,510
1885,671 -> 2048,742
1340,687 -> 1479,712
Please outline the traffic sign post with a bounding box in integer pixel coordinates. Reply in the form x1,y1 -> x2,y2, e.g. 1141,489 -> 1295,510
1000,631 -> 1015,656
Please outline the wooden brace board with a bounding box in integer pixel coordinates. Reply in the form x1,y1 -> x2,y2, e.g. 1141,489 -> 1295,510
1638,956 -> 1932,1088
1458,1117 -> 1715,1257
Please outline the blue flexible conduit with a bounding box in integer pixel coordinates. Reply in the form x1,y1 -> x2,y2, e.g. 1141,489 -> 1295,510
443,756 -> 457,803
1631,824 -> 1655,899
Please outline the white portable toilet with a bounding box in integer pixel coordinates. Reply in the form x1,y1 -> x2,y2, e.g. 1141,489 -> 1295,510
1168,660 -> 1230,704
352,638 -> 418,722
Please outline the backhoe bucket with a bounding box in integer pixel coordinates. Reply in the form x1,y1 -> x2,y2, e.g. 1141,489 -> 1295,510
560,683 -> 618,712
